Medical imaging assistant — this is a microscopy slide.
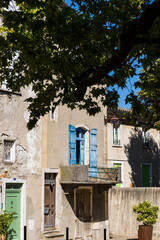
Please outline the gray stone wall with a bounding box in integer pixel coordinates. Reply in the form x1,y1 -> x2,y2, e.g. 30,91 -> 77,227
109,187 -> 160,238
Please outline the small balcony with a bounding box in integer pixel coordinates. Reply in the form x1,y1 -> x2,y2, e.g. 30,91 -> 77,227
60,165 -> 121,185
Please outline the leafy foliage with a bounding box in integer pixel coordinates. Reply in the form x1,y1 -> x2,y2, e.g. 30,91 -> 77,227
133,201 -> 159,226
0,0 -> 160,129
0,211 -> 14,236
125,60 -> 160,130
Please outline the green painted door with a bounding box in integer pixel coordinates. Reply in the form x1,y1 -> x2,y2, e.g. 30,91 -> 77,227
113,163 -> 122,187
142,165 -> 150,187
6,183 -> 22,240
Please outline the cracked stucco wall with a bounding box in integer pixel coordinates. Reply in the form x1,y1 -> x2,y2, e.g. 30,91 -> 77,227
0,87 -> 43,240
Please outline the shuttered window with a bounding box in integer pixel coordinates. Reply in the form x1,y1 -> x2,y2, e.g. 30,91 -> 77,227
69,125 -> 76,165
69,125 -> 97,170
69,125 -> 86,165
89,129 -> 97,177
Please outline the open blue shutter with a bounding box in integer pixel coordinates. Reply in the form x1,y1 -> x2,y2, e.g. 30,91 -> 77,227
69,125 -> 76,165
90,129 -> 98,177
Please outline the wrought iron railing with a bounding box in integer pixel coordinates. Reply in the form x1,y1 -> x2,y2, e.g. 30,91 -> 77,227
89,166 -> 121,182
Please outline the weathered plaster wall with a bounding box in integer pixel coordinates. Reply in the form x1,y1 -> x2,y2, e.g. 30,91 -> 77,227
109,187 -> 160,238
0,88 -> 43,240
42,105 -> 108,240
107,123 -> 160,187
46,105 -> 106,168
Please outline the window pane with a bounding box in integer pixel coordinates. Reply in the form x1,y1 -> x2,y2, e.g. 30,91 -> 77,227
4,140 -> 14,162
113,127 -> 120,145
76,130 -> 79,138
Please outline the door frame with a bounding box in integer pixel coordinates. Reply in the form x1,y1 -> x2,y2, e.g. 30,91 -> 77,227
112,161 -> 124,187
75,124 -> 90,165
141,163 -> 152,187
42,168 -> 59,231
1,178 -> 26,240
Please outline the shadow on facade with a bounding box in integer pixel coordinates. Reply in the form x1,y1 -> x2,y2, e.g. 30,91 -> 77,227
124,128 -> 160,187
62,184 -> 108,222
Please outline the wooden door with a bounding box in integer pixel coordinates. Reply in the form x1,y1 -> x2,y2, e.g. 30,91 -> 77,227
6,183 -> 22,240
44,174 -> 56,229
76,188 -> 92,222
142,164 -> 150,187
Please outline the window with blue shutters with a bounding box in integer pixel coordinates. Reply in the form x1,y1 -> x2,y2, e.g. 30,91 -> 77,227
69,125 -> 85,165
89,129 -> 98,177
69,125 -> 76,165
69,126 -> 98,171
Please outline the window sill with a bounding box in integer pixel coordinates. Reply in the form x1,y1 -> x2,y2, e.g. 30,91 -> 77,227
112,144 -> 122,148
0,88 -> 21,96
3,160 -> 15,164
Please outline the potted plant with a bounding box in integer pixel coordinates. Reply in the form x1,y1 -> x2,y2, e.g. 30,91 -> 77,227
133,201 -> 159,240
0,211 -> 14,240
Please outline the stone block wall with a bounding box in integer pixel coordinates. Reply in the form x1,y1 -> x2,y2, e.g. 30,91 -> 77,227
109,187 -> 160,238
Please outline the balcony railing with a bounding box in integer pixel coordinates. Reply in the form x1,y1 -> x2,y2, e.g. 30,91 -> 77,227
89,166 -> 121,182
60,165 -> 121,184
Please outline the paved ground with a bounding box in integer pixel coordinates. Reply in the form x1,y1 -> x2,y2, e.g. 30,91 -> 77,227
110,236 -> 160,240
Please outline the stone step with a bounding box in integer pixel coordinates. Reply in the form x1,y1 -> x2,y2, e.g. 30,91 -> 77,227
43,238 -> 65,240
44,230 -> 59,234
43,231 -> 64,239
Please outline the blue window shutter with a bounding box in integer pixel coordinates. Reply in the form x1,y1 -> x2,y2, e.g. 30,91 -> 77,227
69,125 -> 76,165
90,129 -> 97,177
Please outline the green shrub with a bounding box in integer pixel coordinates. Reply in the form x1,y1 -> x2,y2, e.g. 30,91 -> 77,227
0,211 -> 14,236
133,201 -> 159,226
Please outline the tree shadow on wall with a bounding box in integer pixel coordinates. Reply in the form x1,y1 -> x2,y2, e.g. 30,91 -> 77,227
124,128 -> 160,187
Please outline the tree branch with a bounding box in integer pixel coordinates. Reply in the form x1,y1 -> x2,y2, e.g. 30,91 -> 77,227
73,0 -> 160,101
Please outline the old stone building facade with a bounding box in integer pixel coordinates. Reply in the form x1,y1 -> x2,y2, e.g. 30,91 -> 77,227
0,86 -> 42,240
41,105 -> 120,240
0,85 -> 120,240
107,108 -> 160,187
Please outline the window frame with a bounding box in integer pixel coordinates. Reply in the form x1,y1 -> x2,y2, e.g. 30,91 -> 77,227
3,139 -> 16,163
50,105 -> 58,121
112,124 -> 122,147
69,124 -> 91,166
142,128 -> 150,148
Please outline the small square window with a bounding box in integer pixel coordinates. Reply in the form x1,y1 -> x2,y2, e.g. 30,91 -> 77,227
3,140 -> 15,163
50,105 -> 58,121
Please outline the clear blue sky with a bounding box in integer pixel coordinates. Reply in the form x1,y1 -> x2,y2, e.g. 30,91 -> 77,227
65,0 -> 139,109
